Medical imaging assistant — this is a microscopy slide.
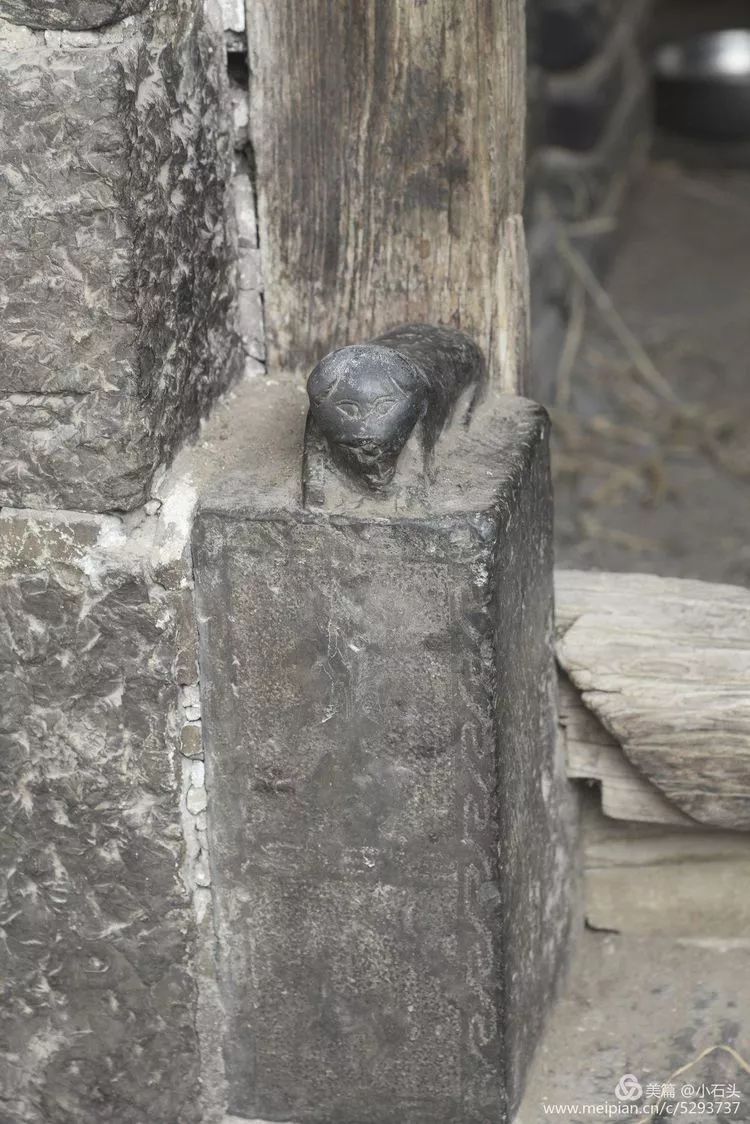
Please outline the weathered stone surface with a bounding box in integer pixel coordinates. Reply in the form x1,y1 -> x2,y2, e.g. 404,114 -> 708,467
0,0 -> 242,512
0,0 -> 147,30
194,385 -> 578,1122
0,503 -> 202,1124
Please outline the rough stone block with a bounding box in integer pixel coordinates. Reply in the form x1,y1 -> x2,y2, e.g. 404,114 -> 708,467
0,501 -> 202,1124
582,794 -> 750,938
0,0 -> 148,30
194,388 -> 578,1123
556,569 -> 750,831
0,0 -> 241,512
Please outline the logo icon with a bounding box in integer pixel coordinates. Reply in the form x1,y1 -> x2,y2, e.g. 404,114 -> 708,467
615,1074 -> 643,1102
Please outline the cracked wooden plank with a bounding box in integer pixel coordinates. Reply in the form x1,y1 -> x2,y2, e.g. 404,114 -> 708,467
555,569 -> 750,831
558,671 -> 694,826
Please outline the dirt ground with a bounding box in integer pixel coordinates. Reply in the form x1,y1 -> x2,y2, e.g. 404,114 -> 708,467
516,928 -> 750,1123
552,161 -> 750,586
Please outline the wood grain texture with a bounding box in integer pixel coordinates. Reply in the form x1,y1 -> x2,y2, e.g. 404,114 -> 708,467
555,570 -> 750,831
246,0 -> 527,386
559,672 -> 694,827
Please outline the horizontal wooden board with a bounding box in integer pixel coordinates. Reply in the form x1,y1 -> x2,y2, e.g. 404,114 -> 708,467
556,570 -> 750,831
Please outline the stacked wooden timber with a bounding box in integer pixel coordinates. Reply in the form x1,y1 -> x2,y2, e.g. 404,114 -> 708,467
555,569 -> 750,936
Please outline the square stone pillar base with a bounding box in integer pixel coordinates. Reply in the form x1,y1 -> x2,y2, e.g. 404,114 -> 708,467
194,389 -> 578,1123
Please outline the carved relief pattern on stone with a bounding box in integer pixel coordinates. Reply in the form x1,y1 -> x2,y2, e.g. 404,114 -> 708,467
451,578 -> 503,1114
307,324 -> 487,492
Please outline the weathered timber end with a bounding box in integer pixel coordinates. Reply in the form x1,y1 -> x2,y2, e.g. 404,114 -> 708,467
556,569 -> 750,831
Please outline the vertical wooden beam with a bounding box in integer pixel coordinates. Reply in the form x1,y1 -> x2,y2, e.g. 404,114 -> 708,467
247,0 -> 528,388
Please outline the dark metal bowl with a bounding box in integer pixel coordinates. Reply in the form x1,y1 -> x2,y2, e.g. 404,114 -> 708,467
655,30 -> 750,141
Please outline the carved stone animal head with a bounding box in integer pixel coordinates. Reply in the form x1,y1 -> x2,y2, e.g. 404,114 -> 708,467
307,344 -> 427,490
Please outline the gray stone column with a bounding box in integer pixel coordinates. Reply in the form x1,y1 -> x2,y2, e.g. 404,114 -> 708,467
193,388 -> 578,1123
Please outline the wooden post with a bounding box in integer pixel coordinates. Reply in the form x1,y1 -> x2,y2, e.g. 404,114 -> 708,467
247,0 -> 528,388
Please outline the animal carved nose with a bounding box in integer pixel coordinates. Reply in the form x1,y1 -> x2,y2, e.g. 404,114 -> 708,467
339,440 -> 379,457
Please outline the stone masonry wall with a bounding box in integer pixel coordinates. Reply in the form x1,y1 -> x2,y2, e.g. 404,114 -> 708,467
0,493 -> 207,1124
0,0 -> 242,513
0,2 -> 247,1120
0,0 -> 573,1117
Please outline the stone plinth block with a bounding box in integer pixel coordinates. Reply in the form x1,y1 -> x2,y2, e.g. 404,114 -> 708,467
194,392 -> 578,1123
0,502 -> 202,1123
0,0 -> 241,512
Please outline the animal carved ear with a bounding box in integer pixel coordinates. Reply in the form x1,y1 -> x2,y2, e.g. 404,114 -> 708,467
308,360 -> 340,404
385,372 -> 415,399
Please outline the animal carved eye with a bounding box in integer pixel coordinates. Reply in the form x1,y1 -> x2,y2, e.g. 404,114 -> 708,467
367,396 -> 398,419
335,400 -> 362,420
